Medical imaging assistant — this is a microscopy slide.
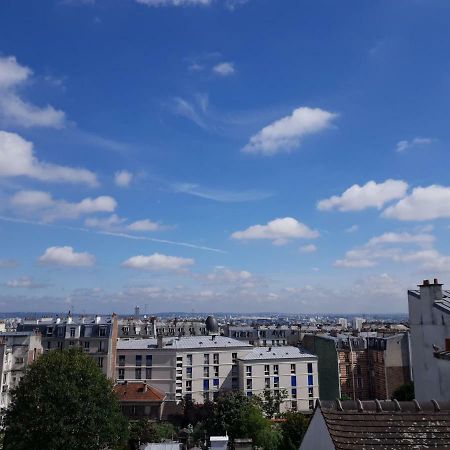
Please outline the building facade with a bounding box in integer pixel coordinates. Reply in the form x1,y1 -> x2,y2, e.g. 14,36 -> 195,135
0,331 -> 43,411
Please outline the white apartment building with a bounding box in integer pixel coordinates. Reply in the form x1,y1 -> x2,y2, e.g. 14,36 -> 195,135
408,279 -> 450,401
117,336 -> 253,403
238,346 -> 318,412
116,336 -> 318,412
0,332 -> 43,411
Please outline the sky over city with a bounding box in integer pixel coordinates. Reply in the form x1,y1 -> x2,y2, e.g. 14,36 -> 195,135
0,0 -> 450,314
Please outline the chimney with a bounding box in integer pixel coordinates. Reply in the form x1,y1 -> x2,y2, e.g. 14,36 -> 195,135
95,315 -> 101,324
419,277 -> 443,305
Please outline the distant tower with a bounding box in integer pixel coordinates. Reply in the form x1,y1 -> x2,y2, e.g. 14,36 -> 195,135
134,305 -> 140,320
206,315 -> 219,336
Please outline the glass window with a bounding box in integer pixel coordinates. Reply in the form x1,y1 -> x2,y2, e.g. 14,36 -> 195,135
204,366 -> 209,377
136,355 -> 142,366
307,362 -> 313,374
70,327 -> 76,337
274,376 -> 279,388
118,369 -> 124,380
273,365 -> 279,375
246,391 -> 252,397
146,355 -> 152,366
203,392 -> 209,402
186,367 -> 192,378
292,401 -> 298,410
186,380 -> 192,392
308,387 -> 314,398
308,374 -> 314,386
246,379 -> 252,390
84,341 -> 90,349
203,379 -> 209,391
118,355 -> 125,366
290,364 -> 296,374
213,353 -> 219,364
135,368 -> 141,380
246,366 -> 252,377
214,366 -> 219,377
291,388 -> 297,398
98,357 -> 103,368
213,378 -> 220,387
291,375 -> 297,387
265,378 -> 270,389
309,400 -> 314,410
99,327 -> 106,337
232,353 -> 237,364
187,354 -> 193,365
264,365 -> 270,376
204,354 -> 210,365
146,368 -> 152,379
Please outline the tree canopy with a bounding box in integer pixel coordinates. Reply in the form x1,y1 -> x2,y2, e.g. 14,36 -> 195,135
3,348 -> 128,450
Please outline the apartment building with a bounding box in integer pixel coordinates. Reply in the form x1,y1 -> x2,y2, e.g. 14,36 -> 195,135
238,346 -> 318,412
116,335 -> 253,403
408,279 -> 450,401
0,331 -> 43,410
225,325 -> 302,347
18,314 -> 118,378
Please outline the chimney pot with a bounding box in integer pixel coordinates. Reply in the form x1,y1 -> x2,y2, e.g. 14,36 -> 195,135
423,279 -> 430,285
434,278 -> 439,284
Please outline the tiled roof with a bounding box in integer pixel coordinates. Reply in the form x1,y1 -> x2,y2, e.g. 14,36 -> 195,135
238,346 -> 316,361
318,400 -> 450,449
114,382 -> 165,402
117,335 -> 252,350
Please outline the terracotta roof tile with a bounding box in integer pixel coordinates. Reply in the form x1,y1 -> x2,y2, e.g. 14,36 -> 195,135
114,382 -> 165,402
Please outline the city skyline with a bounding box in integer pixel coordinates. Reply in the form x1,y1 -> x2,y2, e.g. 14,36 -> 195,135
1,0 -> 450,313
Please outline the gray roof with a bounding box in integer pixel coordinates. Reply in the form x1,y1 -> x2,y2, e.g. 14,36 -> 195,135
238,346 -> 316,361
316,399 -> 450,450
117,335 -> 253,351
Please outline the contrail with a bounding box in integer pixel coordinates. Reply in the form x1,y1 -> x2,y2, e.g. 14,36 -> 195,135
0,215 -> 226,254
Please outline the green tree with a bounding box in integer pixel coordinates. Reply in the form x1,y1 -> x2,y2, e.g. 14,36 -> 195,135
279,411 -> 309,450
392,381 -> 414,401
128,420 -> 175,449
255,389 -> 288,418
3,348 -> 128,450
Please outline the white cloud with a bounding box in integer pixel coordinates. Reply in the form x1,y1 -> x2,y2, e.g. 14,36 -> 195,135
171,97 -> 207,128
382,185 -> 450,221
11,190 -> 116,222
136,0 -> 211,6
367,231 -> 434,247
205,267 -> 253,284
5,276 -> 45,289
0,56 -> 65,128
0,131 -> 98,186
231,217 -> 319,245
345,224 -> 359,233
242,107 -> 337,155
122,253 -> 194,271
114,170 -> 133,187
318,179 -> 408,212
299,244 -> 317,253
39,246 -> 95,267
396,137 -> 434,153
212,62 -> 235,76
127,219 -> 161,232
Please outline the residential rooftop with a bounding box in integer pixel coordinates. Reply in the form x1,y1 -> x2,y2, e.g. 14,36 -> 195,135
239,346 -> 316,361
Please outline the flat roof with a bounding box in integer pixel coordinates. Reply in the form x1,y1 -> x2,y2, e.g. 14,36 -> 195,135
238,346 -> 316,361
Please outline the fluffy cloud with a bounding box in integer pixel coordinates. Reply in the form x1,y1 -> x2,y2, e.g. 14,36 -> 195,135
231,217 -> 319,245
205,267 -> 253,283
382,185 -> 450,221
299,244 -> 317,253
39,246 -> 95,267
11,190 -> 116,222
122,253 -> 194,271
0,56 -> 65,128
136,0 -> 211,6
242,107 -> 337,155
334,231 -> 442,269
212,62 -> 235,76
5,276 -> 45,289
345,224 -> 359,233
127,219 -> 161,232
114,170 -> 133,187
396,137 -> 434,153
0,131 -> 98,186
318,179 -> 408,212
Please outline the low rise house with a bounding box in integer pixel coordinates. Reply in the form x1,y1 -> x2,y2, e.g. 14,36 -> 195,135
300,399 -> 450,449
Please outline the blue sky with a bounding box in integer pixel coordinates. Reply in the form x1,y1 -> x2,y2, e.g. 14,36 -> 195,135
1,0 -> 450,314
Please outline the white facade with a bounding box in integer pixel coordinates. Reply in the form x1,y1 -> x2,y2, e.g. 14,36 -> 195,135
408,279 -> 450,401
238,346 -> 318,413
352,318 -> 365,332
338,318 -> 348,330
0,332 -> 43,411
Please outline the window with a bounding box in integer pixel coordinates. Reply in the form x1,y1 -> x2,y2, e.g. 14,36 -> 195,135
246,366 -> 252,377
203,379 -> 209,391
309,400 -> 314,410
246,391 -> 252,397
118,369 -> 124,380
308,374 -> 314,386
232,352 -> 237,364
214,366 -> 219,377
99,327 -> 106,337
246,379 -> 252,390
213,378 -> 220,388
119,355 -> 125,366
290,364 -> 296,374
308,387 -> 314,398
307,362 -> 313,374
185,393 -> 192,402
146,355 -> 152,366
186,380 -> 192,392
70,327 -> 76,338
274,377 -> 279,388
187,354 -> 193,366
146,368 -> 152,379
291,388 -> 297,398
264,365 -> 270,376
273,365 -> 279,375
136,355 -> 142,367
204,366 -> 209,377
135,368 -> 141,380
186,367 -> 192,379
57,341 -> 63,350
47,341 -> 51,350
265,378 -> 270,389
204,354 -> 210,365
84,341 -> 90,349
69,341 -> 75,346
291,401 -> 298,410
213,353 -> 219,365
98,357 -> 104,368
98,341 -> 104,352
203,392 -> 209,402
291,376 -> 297,387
